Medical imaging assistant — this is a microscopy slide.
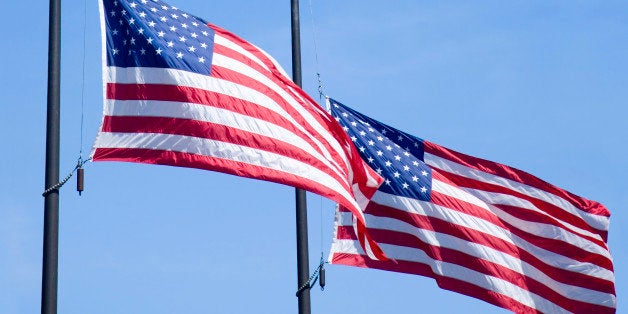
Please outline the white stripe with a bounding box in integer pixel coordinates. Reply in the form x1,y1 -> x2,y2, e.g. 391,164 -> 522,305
369,189 -> 614,281
331,240 -> 570,313
462,188 -> 611,258
104,66 -> 349,179
335,211 -> 615,307
104,99 -> 348,184
425,152 -> 609,232
93,132 -> 361,211
213,34 -> 270,72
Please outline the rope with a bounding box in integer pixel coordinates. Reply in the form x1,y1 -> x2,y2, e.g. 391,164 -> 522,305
42,157 -> 91,197
307,0 -> 325,100
79,0 -> 88,158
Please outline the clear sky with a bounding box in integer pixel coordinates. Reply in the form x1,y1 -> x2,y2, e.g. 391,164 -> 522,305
1,0 -> 626,313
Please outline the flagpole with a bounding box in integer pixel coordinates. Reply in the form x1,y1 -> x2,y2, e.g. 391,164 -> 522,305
291,0 -> 311,313
42,0 -> 61,312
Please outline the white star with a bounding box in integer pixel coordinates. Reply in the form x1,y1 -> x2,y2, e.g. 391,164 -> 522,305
359,146 -> 365,152
385,179 -> 391,185
157,31 -> 165,37
342,112 -> 348,117
402,182 -> 409,189
122,39 -> 127,45
127,50 -> 132,55
420,186 -> 428,193
367,157 -> 374,163
138,28 -> 144,34
377,136 -> 383,141
413,161 -> 419,166
386,145 -> 392,151
403,165 -> 410,171
368,128 -> 374,132
368,140 -> 375,146
140,48 -> 146,54
110,10 -> 116,16
412,176 -> 419,182
140,0 -> 147,4
148,21 -> 156,27
200,42 -> 207,48
422,170 -> 428,176
398,135 -> 403,141
129,18 -> 135,25
202,31 -> 209,36
191,33 -> 198,38
342,126 -> 349,131
376,168 -> 382,174
121,9 -> 127,15
130,37 -> 135,45
150,7 -> 158,12
129,2 -> 137,7
394,155 -> 401,160
170,26 -> 177,32
188,46 -> 196,52
176,52 -> 184,58
171,13 -> 178,19
112,48 -> 119,55
112,29 -> 118,35
181,23 -> 188,29
403,151 -> 410,157
183,14 -> 190,18
385,161 -> 392,167
113,0 -> 118,6
381,129 -> 387,134
167,41 -> 174,47
393,172 -> 400,178
146,37 -> 153,44
351,121 -> 357,126
198,56 -> 205,63
359,131 -> 366,136
161,5 -> 168,10
160,16 -> 167,22
139,12 -> 146,18
179,36 -> 186,42
350,136 -> 357,142
376,150 -> 383,156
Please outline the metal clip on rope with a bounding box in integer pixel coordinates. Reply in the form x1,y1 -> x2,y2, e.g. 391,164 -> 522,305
42,157 -> 90,197
295,256 -> 326,296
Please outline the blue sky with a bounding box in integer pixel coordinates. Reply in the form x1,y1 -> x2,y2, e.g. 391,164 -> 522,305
1,0 -> 626,313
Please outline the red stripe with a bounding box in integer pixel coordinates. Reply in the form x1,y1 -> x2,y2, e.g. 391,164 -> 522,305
92,148 -> 356,209
361,202 -> 615,293
424,141 -> 610,217
106,82 -> 347,177
100,115 -> 350,192
432,168 -> 609,244
336,226 -> 614,313
331,252 -> 544,314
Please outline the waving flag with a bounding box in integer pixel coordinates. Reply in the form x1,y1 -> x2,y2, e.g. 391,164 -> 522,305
328,98 -> 616,313
91,0 -> 385,257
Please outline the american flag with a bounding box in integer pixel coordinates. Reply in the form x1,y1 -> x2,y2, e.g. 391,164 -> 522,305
91,0 -> 386,257
328,98 -> 616,313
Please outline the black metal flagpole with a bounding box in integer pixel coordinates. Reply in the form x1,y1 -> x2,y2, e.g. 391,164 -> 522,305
291,0 -> 311,313
42,0 -> 61,312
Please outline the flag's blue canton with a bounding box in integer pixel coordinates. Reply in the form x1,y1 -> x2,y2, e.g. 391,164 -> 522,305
330,99 -> 432,201
103,0 -> 215,75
